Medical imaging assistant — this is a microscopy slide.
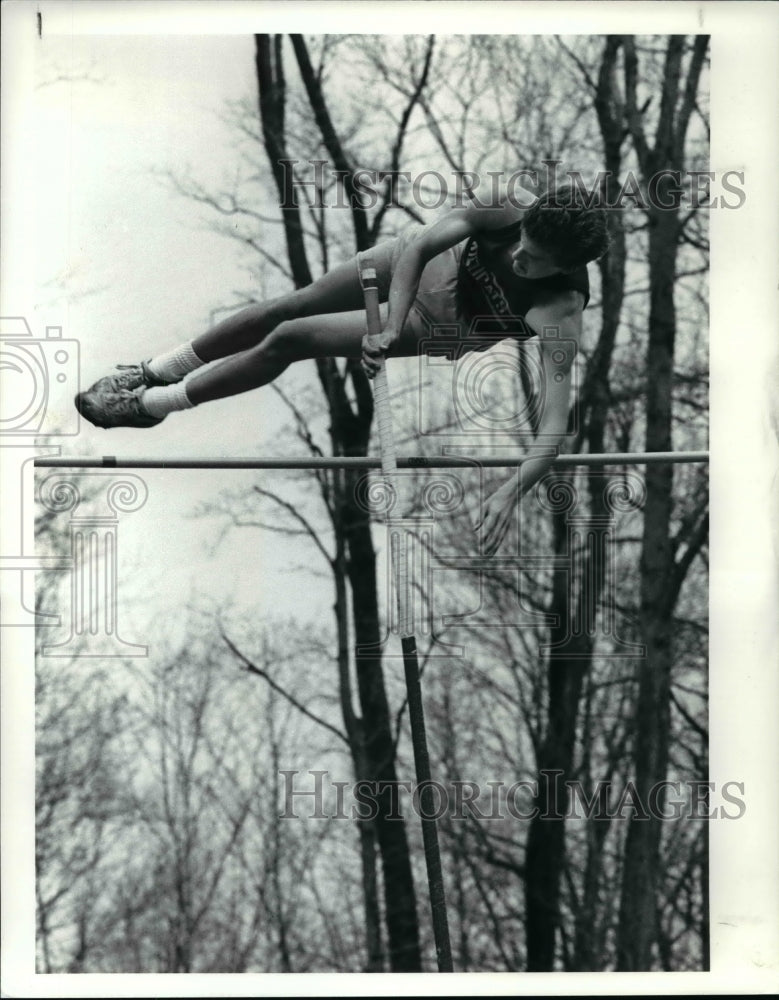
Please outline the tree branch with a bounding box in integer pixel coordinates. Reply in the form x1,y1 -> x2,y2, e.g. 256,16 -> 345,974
252,484 -> 334,567
655,35 -> 685,164
621,36 -> 652,172
371,35 -> 435,238
255,34 -> 314,289
556,37 -> 598,93
669,688 -> 708,744
290,34 -> 370,251
667,508 -> 708,610
221,630 -> 349,745
675,36 -> 709,163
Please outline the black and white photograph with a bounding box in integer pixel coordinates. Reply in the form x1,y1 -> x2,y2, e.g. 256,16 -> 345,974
2,1 -> 777,995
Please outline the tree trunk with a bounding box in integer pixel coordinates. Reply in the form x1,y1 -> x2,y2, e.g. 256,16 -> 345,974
523,626 -> 586,971
255,34 -> 422,971
523,37 -> 628,972
616,207 -> 677,970
616,33 -> 709,969
570,39 -> 631,970
524,475 -> 619,971
331,479 -> 384,971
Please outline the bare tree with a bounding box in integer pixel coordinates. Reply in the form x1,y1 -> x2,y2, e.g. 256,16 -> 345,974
173,33 -> 439,971
35,33 -> 711,974
34,488 -> 133,972
615,34 -> 709,971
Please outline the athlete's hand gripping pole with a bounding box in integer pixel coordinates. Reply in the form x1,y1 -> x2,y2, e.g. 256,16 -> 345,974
359,255 -> 453,973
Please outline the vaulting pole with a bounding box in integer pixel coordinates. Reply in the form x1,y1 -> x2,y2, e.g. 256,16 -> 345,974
359,255 -> 454,973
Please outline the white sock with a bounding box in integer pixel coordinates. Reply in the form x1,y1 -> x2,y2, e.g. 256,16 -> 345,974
141,381 -> 194,419
147,342 -> 204,381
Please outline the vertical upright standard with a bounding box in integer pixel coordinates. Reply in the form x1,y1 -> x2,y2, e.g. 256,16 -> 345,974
359,256 -> 454,973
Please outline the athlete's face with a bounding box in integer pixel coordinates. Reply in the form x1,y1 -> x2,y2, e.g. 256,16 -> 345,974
510,234 -> 563,279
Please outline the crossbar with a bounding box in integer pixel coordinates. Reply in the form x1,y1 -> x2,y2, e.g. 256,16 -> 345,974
34,451 -> 709,470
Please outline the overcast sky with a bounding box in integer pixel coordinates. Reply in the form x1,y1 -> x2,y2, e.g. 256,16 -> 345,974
30,30 -> 339,632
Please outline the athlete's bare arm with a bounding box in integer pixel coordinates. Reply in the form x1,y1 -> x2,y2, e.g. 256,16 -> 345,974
361,187 -> 534,377
478,288 -> 584,555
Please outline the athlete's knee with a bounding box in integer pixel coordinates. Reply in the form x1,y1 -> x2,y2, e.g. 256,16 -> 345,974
261,284 -> 327,326
260,319 -> 313,362
253,291 -> 304,329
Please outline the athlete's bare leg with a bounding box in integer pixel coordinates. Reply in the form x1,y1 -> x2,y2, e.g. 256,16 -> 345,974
186,302 -> 419,405
75,250 -> 412,428
191,258 -> 372,363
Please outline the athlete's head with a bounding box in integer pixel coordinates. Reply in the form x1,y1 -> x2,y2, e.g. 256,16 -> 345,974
516,182 -> 610,277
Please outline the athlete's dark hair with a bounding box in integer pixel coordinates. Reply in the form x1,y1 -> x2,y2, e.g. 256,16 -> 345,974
522,182 -> 610,270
